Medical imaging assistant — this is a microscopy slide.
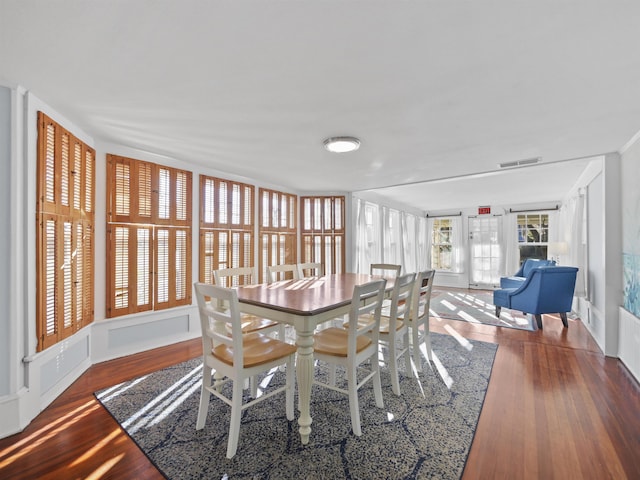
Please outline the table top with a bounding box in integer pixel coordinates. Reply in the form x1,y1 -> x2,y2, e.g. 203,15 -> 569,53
236,272 -> 393,316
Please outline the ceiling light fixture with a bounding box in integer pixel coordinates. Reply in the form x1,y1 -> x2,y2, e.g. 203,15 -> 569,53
323,136 -> 361,153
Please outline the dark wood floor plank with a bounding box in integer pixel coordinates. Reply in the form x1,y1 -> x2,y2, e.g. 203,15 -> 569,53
1,309 -> 639,479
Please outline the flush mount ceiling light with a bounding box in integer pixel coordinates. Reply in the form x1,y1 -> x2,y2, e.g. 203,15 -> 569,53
323,136 -> 361,153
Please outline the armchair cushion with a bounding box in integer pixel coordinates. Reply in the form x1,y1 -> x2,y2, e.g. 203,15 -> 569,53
500,258 -> 556,288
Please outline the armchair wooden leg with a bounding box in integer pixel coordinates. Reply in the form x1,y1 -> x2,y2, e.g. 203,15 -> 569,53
534,314 -> 543,330
495,306 -> 501,318
560,312 -> 569,328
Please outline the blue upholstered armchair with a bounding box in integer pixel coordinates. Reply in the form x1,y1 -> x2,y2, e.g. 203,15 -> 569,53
500,258 -> 556,289
493,266 -> 578,329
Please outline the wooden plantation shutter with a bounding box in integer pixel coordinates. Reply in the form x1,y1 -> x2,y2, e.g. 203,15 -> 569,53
106,155 -> 192,318
300,196 -> 346,275
199,175 -> 254,285
258,188 -> 297,283
36,112 -> 95,352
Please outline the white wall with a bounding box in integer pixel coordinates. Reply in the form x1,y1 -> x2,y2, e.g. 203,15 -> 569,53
619,132 -> 640,380
564,155 -> 623,356
0,86 -> 12,397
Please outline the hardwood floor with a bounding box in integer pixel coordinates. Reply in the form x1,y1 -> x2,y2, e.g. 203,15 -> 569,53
1,312 -> 639,479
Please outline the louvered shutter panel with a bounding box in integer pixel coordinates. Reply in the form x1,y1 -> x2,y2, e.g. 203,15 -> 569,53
37,113 -> 95,351
199,175 -> 254,283
300,195 -> 346,275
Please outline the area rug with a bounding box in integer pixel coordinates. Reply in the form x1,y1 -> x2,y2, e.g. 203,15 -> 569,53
430,288 -> 535,331
95,332 -> 497,480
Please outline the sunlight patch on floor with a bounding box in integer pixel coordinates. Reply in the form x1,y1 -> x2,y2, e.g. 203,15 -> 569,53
0,400 -> 101,468
443,324 -> 473,351
84,453 -> 124,480
431,351 -> 454,389
115,364 -> 203,434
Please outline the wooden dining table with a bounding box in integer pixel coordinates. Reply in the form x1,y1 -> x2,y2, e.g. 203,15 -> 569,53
235,272 -> 394,445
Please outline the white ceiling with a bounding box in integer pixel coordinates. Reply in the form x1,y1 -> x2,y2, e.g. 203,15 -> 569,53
2,1 -> 640,211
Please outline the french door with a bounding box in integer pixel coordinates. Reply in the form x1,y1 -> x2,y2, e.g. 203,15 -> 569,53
468,215 -> 502,289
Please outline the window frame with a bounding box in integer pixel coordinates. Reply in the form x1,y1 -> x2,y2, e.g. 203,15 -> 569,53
300,195 -> 346,275
258,188 -> 298,283
517,212 -> 550,263
106,154 -> 192,318
199,175 -> 255,285
430,217 -> 454,271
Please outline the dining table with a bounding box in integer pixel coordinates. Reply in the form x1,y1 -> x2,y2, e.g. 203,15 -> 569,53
235,272 -> 394,445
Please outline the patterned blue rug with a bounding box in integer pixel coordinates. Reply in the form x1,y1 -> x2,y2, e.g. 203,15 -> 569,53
430,288 -> 536,331
95,332 -> 497,479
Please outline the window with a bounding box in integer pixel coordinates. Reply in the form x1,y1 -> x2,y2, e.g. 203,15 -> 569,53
300,196 -> 345,274
199,175 -> 254,284
259,188 -> 297,282
106,155 -> 192,317
36,112 -> 95,351
431,218 -> 453,270
517,213 -> 549,263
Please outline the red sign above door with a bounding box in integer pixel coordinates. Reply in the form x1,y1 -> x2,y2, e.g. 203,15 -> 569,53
478,206 -> 491,215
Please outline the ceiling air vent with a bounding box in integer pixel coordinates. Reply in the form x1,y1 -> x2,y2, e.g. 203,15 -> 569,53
498,157 -> 541,169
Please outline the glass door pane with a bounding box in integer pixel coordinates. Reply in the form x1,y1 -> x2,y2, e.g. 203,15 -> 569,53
469,215 -> 502,289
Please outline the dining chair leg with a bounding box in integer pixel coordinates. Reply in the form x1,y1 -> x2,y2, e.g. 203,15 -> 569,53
389,341 -> 401,396
227,379 -> 245,459
250,376 -> 258,398
347,363 -> 362,436
371,352 -> 384,409
196,366 -> 212,430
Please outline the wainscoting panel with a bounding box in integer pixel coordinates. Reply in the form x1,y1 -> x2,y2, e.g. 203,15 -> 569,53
619,306 -> 640,382
91,306 -> 200,363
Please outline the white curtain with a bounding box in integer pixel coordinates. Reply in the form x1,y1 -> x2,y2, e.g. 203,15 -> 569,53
451,215 -> 464,273
354,198 -> 367,273
567,193 -> 587,297
401,212 -> 417,274
416,216 -> 429,271
355,199 -> 382,273
426,217 -> 434,270
382,207 -> 402,267
502,213 -> 519,275
548,210 -> 560,245
354,198 -> 430,275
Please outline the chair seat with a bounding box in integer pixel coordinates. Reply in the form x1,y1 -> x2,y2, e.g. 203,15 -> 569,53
238,314 -> 279,333
314,327 -> 372,357
212,333 -> 297,368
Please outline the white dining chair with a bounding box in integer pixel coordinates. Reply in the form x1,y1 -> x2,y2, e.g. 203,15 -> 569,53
297,262 -> 324,278
406,270 -> 436,372
313,279 -> 387,436
267,263 -> 299,283
194,282 -> 296,459
369,272 -> 415,396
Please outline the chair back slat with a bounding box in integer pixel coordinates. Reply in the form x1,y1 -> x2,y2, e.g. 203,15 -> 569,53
213,266 -> 257,288
370,263 -> 401,277
267,264 -> 299,283
297,262 -> 324,278
346,279 -> 386,354
412,270 -> 435,323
